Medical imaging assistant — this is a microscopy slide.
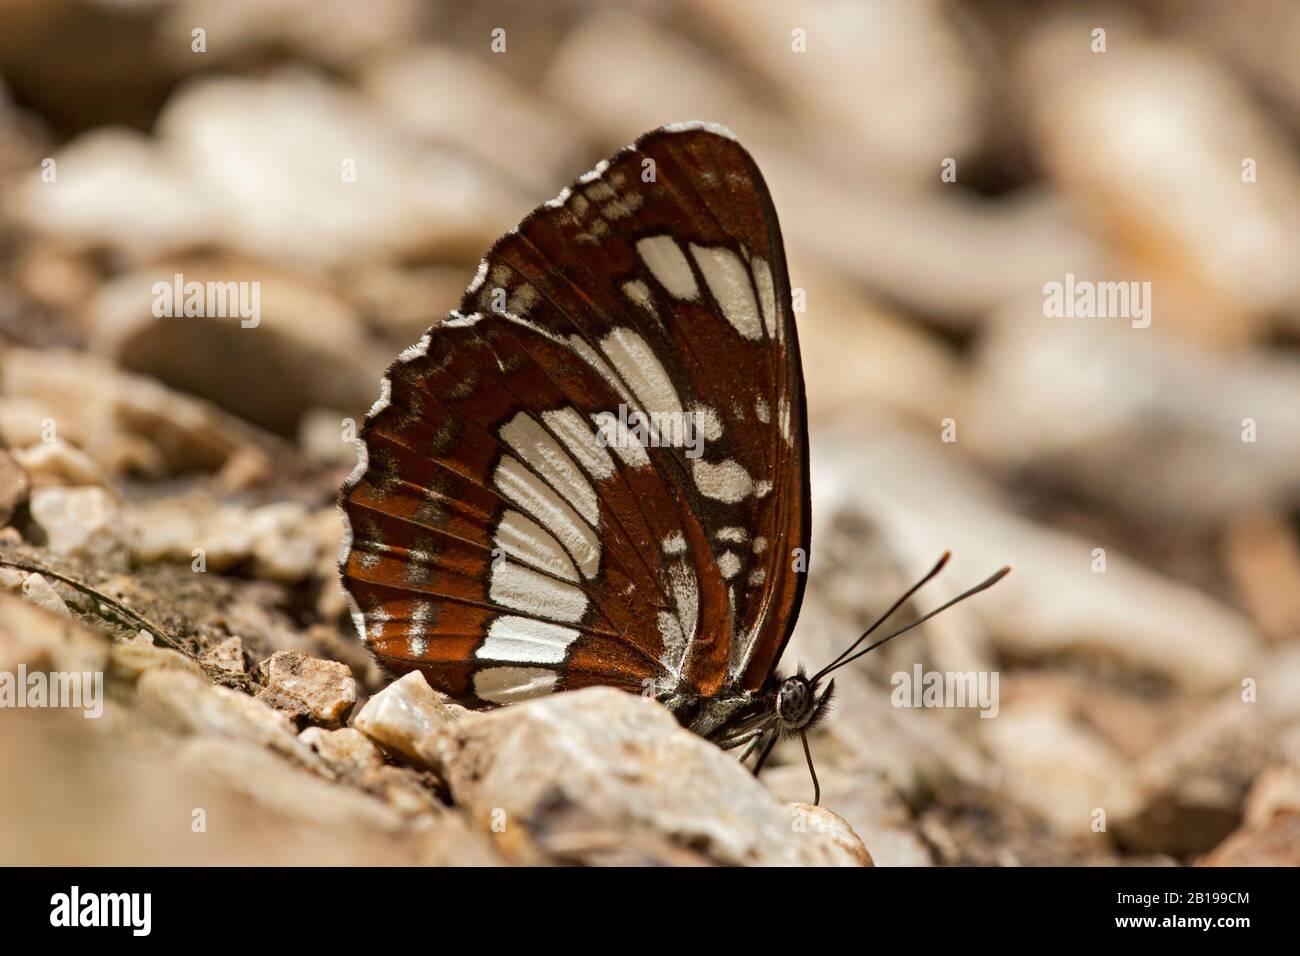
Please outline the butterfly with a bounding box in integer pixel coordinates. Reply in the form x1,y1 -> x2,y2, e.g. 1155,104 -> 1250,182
339,122 -> 1008,804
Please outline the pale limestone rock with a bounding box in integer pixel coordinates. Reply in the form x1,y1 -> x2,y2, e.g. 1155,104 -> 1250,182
352,670 -> 469,769
812,424 -> 1261,693
980,704 -> 1138,838
0,348 -> 260,478
0,448 -> 27,525
1117,697 -> 1274,857
178,736 -> 405,833
129,494 -> 322,583
688,0 -> 984,183
430,687 -> 873,866
110,631 -> 206,684
299,726 -> 383,776
788,803 -> 874,866
966,308 -> 1300,523
258,650 -> 356,725
134,669 -> 322,773
1022,18 -> 1300,345
19,573 -> 71,618
0,592 -> 107,674
200,636 -> 247,675
362,46 -> 585,194
28,486 -> 128,566
12,439 -> 112,489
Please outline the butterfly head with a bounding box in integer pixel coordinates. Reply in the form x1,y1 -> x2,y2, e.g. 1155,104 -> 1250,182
773,671 -> 834,732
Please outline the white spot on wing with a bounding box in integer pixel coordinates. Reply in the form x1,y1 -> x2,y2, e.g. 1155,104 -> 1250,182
477,616 -> 579,664
718,551 -> 742,579
543,408 -> 615,481
637,236 -> 699,301
752,257 -> 777,338
692,458 -> 754,503
474,667 -> 557,704
493,455 -> 601,577
690,244 -> 763,340
489,560 -> 588,623
600,328 -> 683,420
494,510 -> 579,582
500,412 -> 600,526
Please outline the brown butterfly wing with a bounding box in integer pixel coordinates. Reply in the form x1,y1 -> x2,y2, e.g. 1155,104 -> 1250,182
339,124 -> 810,706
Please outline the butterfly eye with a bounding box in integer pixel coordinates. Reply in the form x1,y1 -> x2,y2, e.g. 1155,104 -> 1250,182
776,677 -> 810,722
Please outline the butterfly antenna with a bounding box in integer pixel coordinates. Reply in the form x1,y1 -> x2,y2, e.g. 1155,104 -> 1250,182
812,551 -> 952,681
800,733 -> 821,806
816,566 -> 1010,680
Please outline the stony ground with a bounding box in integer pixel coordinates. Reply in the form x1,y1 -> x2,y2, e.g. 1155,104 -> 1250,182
2,1 -> 1300,866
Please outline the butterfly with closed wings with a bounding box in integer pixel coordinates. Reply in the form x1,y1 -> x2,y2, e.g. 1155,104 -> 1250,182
339,122 -> 1008,805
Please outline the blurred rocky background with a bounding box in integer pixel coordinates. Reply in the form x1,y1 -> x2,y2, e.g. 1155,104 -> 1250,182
1,0 -> 1298,866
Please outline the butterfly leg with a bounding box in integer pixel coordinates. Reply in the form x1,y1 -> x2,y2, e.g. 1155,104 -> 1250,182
752,729 -> 779,776
733,731 -> 765,763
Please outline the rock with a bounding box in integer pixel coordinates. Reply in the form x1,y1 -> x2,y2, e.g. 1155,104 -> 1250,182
134,668 -> 321,773
981,704 -> 1138,838
156,0 -> 422,72
177,736 -> 405,833
152,71 -> 529,269
0,449 -> 27,525
19,572 -> 71,618
428,686 -> 873,866
1022,17 -> 1300,345
12,128 -> 213,264
298,408 -> 358,466
0,591 -> 107,674
362,46 -> 587,194
28,486 -> 128,566
88,259 -> 386,435
1242,764 -> 1300,828
1200,812 -> 1300,866
788,803 -> 874,866
300,725 -> 442,819
544,9 -> 1098,324
1115,697 -> 1274,858
253,687 -> 311,723
361,764 -> 443,818
767,766 -> 932,866
299,726 -> 384,776
109,631 -> 206,684
11,439 -> 111,489
0,348 -> 266,478
966,308 -> 1300,524
258,650 -> 356,726
352,670 -> 469,769
688,0 -> 983,184
129,494 -> 323,583
1223,512 -> 1300,643
813,424 -> 1261,693
200,635 -> 247,675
